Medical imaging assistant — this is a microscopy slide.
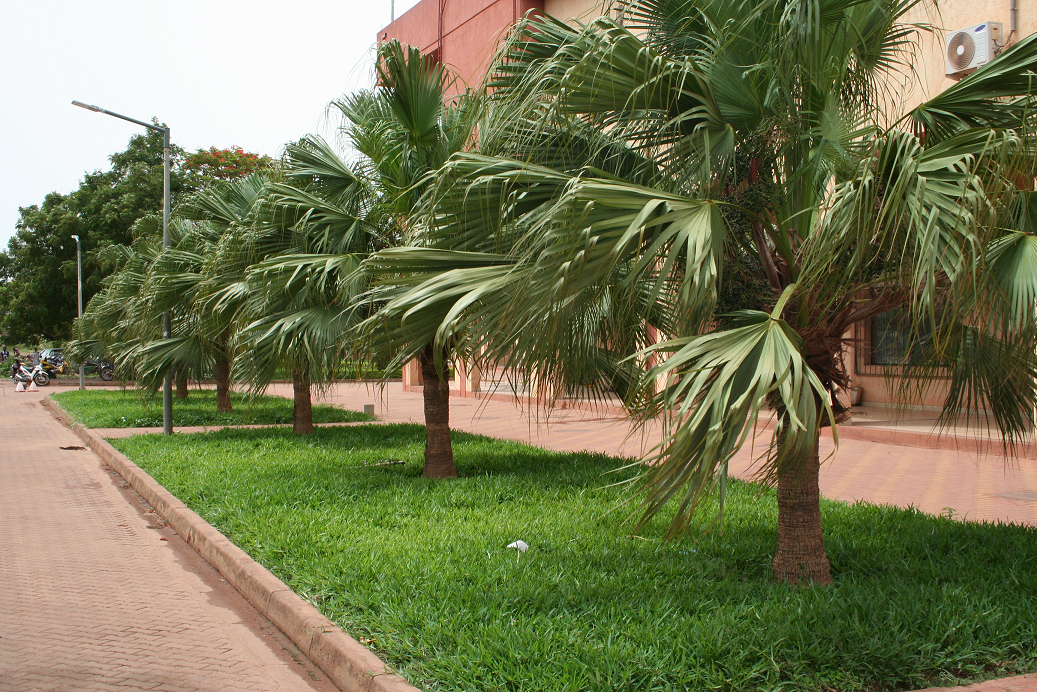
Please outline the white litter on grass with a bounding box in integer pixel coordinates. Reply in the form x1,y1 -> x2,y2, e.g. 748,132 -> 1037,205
506,540 -> 528,553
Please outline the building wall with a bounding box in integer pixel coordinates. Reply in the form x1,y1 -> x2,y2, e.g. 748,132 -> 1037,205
379,0 -> 547,92
544,0 -> 601,22
896,1 -> 1033,116
853,3 -> 1034,406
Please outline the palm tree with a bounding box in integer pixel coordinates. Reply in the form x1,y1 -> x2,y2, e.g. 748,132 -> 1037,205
131,174 -> 270,412
341,40 -> 481,476
228,136 -> 383,434
382,0 -> 1037,584
66,236 -> 163,380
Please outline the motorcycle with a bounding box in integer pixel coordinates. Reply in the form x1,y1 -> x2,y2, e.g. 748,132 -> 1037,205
11,361 -> 49,387
83,357 -> 115,381
40,357 -> 66,379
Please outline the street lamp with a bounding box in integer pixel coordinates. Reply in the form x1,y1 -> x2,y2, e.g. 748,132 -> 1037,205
70,234 -> 83,391
72,100 -> 173,436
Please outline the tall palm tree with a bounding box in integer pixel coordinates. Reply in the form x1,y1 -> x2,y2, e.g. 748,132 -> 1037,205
381,0 -> 1037,584
342,40 -> 482,477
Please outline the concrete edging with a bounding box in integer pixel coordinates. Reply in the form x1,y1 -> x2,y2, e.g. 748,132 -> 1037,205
42,396 -> 420,692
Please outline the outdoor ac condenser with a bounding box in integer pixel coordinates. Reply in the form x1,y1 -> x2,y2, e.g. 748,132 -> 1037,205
945,22 -> 1004,76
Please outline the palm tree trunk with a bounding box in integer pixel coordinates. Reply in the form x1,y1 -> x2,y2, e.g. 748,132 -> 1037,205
175,370 -> 189,399
420,345 -> 455,478
772,428 -> 832,586
215,358 -> 233,412
292,368 -> 314,435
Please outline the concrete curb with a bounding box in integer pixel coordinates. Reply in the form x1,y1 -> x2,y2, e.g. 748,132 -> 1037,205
43,396 -> 421,692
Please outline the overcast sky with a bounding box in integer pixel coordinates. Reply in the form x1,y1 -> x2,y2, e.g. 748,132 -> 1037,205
0,0 -> 423,248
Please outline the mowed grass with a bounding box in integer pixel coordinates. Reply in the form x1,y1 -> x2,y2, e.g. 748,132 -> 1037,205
52,389 -> 371,428
112,425 -> 1037,692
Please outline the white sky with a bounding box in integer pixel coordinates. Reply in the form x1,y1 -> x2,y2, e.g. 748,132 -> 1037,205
0,0 -> 423,248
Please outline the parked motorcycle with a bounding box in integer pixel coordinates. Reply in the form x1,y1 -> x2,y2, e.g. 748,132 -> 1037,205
83,357 -> 115,381
40,357 -> 66,379
11,361 -> 49,387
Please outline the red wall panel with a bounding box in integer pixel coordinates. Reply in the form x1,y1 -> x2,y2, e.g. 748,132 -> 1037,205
379,0 -> 545,91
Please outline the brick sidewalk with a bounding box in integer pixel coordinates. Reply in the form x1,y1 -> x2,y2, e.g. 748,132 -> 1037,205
0,381 -> 338,692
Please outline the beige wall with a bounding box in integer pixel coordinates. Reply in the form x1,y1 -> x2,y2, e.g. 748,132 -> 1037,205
855,2 -> 1035,405
894,1 -> 1032,119
544,0 -> 604,22
845,330 -> 954,408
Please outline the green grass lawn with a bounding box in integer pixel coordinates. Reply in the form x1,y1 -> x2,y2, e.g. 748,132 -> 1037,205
52,389 -> 372,428
111,425 -> 1037,692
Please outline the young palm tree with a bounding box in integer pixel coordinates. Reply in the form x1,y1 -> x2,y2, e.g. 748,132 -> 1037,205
381,0 -> 1037,583
344,40 -> 482,477
228,136 -> 382,434
132,175 -> 270,412
66,237 -> 164,380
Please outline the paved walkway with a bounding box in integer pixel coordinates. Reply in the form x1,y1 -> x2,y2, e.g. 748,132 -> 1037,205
0,380 -> 339,691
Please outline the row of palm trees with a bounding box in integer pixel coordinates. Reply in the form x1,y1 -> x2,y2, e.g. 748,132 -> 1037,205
72,0 -> 1037,585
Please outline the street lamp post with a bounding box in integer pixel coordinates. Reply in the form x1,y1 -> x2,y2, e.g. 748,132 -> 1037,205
72,100 -> 173,436
70,234 -> 83,390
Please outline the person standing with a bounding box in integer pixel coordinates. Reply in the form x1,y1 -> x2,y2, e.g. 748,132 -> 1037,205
32,350 -> 41,367
0,346 -> 8,363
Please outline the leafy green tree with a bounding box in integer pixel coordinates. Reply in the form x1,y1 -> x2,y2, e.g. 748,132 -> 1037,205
1,129 -> 188,343
379,0 -> 1037,583
1,132 -> 273,346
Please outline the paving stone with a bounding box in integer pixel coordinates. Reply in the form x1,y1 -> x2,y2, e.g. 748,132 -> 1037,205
265,380 -> 1037,528
0,381 -> 337,692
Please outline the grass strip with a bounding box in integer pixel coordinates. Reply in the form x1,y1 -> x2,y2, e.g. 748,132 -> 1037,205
112,425 -> 1037,692
52,389 -> 371,428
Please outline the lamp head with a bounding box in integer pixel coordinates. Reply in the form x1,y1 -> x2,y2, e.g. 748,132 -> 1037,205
71,100 -> 101,112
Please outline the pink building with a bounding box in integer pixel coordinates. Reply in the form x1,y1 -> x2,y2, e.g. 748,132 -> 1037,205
379,0 -> 547,93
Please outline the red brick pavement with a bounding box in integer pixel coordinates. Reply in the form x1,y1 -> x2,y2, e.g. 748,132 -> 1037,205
0,380 -> 338,692
919,675 -> 1037,692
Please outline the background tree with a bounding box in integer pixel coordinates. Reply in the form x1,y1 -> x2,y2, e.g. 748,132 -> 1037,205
0,128 -> 189,343
0,131 -> 272,346
181,146 -> 273,188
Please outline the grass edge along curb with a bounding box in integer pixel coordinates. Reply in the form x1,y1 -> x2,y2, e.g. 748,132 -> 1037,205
42,395 -> 420,692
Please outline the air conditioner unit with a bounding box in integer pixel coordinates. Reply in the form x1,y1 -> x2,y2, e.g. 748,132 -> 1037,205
945,22 -> 1004,76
